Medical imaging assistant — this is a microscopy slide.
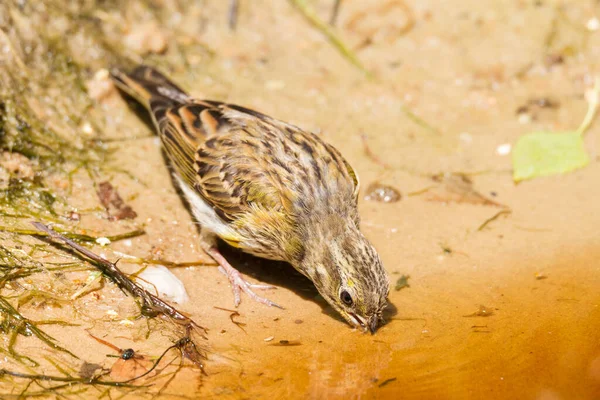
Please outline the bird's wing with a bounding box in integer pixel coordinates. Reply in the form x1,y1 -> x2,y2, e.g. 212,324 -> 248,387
157,101 -> 360,222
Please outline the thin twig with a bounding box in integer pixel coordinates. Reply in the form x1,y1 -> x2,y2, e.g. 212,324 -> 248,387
214,306 -> 247,333
0,297 -> 78,361
289,0 -> 370,76
0,226 -> 145,244
477,210 -> 511,231
31,222 -> 206,334
228,0 -> 239,31
329,0 -> 342,26
360,133 -> 392,169
112,252 -> 216,267
122,337 -> 204,383
399,106 -> 442,136
0,369 -> 143,388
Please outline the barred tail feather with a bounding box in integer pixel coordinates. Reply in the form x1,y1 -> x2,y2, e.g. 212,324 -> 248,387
110,66 -> 190,123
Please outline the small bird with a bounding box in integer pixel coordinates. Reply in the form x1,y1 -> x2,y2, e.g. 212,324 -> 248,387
111,66 -> 390,333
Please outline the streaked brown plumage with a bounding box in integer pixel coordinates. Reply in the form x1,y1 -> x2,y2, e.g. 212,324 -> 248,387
111,66 -> 390,332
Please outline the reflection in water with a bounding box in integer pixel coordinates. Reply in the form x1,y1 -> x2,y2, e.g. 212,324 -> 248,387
199,247 -> 600,399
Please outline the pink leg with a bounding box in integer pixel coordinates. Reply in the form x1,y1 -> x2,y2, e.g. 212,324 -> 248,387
205,246 -> 283,309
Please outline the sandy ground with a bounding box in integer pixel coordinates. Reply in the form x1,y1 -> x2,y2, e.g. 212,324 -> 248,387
1,0 -> 600,399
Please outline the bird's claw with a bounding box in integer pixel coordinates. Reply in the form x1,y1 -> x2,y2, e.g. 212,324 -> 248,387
218,266 -> 283,309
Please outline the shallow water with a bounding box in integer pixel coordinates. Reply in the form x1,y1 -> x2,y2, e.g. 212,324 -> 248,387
2,0 -> 600,398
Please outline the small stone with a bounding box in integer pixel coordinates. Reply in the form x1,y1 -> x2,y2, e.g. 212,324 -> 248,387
496,143 -> 511,156
124,22 -> 168,55
459,132 -> 473,144
517,113 -> 531,124
95,237 -> 111,246
586,17 -> 600,31
81,122 -> 94,136
534,272 -> 547,280
364,183 -> 401,203
87,69 -> 116,101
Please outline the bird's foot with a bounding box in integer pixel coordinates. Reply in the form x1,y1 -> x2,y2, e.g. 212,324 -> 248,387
207,246 -> 283,309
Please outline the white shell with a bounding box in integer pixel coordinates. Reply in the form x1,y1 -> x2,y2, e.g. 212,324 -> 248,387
136,265 -> 189,304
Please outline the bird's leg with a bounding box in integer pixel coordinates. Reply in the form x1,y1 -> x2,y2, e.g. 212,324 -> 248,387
199,231 -> 282,309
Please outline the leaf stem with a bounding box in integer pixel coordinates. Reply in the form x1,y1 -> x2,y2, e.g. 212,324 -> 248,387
576,76 -> 600,136
289,0 -> 371,76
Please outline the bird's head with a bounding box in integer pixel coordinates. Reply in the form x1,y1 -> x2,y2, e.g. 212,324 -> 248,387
296,217 -> 390,333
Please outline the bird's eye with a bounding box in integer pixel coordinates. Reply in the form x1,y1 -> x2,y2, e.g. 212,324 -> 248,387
340,290 -> 353,306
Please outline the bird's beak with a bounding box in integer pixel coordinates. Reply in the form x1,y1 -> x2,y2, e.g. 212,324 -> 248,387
348,312 -> 380,334
367,316 -> 379,334
348,312 -> 368,332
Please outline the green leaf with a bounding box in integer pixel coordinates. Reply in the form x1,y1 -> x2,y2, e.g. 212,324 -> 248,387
512,76 -> 599,182
512,131 -> 590,182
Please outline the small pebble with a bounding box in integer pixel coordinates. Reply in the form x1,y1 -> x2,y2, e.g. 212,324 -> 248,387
81,122 -> 94,136
87,69 -> 116,101
294,319 -> 303,324
517,113 -> 531,124
364,183 -> 401,203
496,143 -> 511,156
95,69 -> 110,80
459,132 -> 473,144
535,272 -> 548,280
96,237 -> 111,246
585,87 -> 599,104
124,22 -> 168,55
136,265 -> 189,304
586,17 -> 600,31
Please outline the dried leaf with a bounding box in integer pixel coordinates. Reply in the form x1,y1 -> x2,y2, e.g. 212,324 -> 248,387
78,361 -> 103,379
426,173 -> 504,207
97,181 -> 137,220
463,305 -> 494,318
394,275 -> 410,291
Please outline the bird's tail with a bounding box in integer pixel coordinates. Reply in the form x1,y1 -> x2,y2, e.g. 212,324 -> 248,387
110,66 -> 189,119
